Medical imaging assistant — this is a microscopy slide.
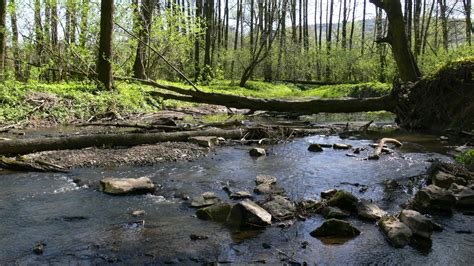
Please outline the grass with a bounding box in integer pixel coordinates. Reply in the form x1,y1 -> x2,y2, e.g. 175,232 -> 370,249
455,149 -> 474,166
0,79 -> 392,126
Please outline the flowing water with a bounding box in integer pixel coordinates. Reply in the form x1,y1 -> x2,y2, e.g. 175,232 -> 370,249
1,131 -> 473,265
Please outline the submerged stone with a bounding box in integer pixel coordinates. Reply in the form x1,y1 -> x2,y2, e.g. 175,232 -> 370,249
308,144 -> 323,152
310,219 -> 360,238
321,189 -> 338,199
191,192 -> 221,208
196,202 -> 232,222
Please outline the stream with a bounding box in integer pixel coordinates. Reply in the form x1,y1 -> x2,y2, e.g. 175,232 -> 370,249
1,129 -> 473,264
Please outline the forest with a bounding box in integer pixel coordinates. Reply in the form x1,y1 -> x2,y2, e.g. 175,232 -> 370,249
0,0 -> 473,264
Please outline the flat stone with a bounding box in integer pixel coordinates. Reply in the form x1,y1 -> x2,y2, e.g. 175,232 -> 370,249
256,175 -> 277,185
318,143 -> 333,148
321,206 -> 350,219
357,199 -> 386,221
262,196 -> 296,220
333,143 -> 352,150
378,216 -> 413,248
229,191 -> 253,199
100,177 -> 155,195
191,192 -> 221,208
310,219 -> 360,238
308,144 -> 323,152
249,148 -> 266,157
188,136 -> 219,148
228,199 -> 272,228
196,202 -> 232,222
321,189 -> 338,199
399,210 -> 435,239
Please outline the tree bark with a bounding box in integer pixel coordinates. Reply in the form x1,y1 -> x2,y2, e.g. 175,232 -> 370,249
204,0 -> 214,67
97,0 -> 114,90
463,0 -> 472,46
79,0 -> 90,48
437,0 -> 448,50
361,0 -> 367,54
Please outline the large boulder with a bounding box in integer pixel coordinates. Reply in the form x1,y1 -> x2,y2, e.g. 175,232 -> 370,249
378,216 -> 413,248
357,199 -> 386,221
191,192 -> 221,208
228,199 -> 272,228
412,185 -> 456,212
398,210 -> 435,239
321,206 -> 350,219
431,170 -> 467,188
262,196 -> 296,220
100,177 -> 155,195
196,202 -> 232,222
327,190 -> 359,212
310,219 -> 360,238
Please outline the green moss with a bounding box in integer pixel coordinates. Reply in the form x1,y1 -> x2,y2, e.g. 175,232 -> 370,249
455,149 -> 474,166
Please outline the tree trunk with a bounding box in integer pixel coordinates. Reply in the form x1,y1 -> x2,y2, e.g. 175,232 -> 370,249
9,0 -> 22,80
405,0 -> 412,48
79,0 -> 90,48
34,0 -> 43,63
342,0 -> 348,49
133,0 -> 154,79
463,0 -> 472,46
0,0 -> 6,81
349,0 -> 356,50
204,0 -> 214,67
97,0 -> 114,90
413,0 -> 422,57
224,0 -> 229,49
421,0 -> 434,54
437,0 -> 448,50
326,0 -> 334,79
370,0 -> 421,83
194,0 -> 202,79
361,0 -> 367,54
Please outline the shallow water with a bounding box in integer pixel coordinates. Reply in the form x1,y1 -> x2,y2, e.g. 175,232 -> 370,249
1,133 -> 473,265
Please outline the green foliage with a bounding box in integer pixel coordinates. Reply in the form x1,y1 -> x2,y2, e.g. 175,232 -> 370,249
455,149 -> 474,166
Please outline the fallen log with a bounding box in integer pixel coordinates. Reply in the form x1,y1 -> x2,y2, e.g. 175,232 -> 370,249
369,138 -> 403,160
0,156 -> 67,172
0,129 -> 245,156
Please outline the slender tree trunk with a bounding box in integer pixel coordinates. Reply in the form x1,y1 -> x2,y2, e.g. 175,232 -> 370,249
361,0 -> 367,54
291,0 -> 297,43
326,0 -> 334,79
9,0 -> 22,80
204,0 -> 214,67
133,0 -> 154,79
97,0 -> 114,90
230,0 -> 241,77
342,0 -> 348,49
34,0 -> 43,63
0,0 -> 5,81
224,0 -> 229,49
463,0 -> 472,45
413,0 -> 422,57
422,0 -> 435,54
277,0 -> 287,80
437,0 -> 448,50
79,0 -> 90,48
336,0 -> 342,45
405,0 -> 412,48
434,4 -> 439,49
194,0 -> 202,79
250,0 -> 255,47
299,0 -> 302,45
349,0 -> 356,50
239,0 -> 244,48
